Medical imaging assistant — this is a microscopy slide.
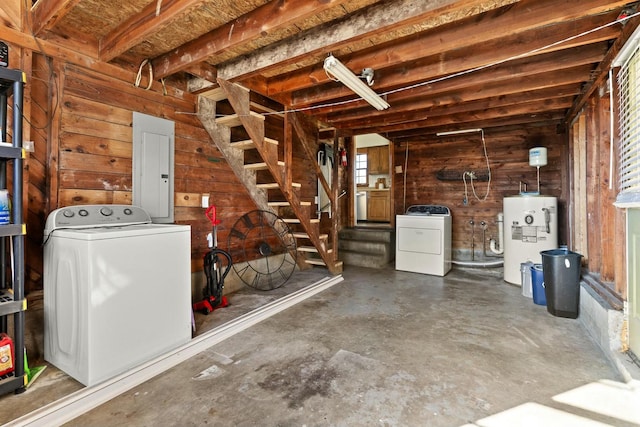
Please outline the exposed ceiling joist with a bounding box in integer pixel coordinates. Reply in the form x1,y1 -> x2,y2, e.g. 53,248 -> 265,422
216,0 -> 511,82
273,1 -> 624,100
30,0 -> 81,35
151,0 -> 354,79
99,0 -> 208,62
22,0 -> 640,139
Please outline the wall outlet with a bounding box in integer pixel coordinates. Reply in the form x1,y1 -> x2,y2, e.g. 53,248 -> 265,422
201,194 -> 209,208
395,165 -> 403,173
24,140 -> 35,152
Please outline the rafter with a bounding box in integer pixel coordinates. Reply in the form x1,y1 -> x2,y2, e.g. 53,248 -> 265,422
333,84 -> 583,130
99,0 -> 208,62
274,4 -> 622,100
311,62 -> 593,120
30,0 -> 81,35
388,113 -> 566,142
322,44 -> 607,124
567,14 -> 640,122
218,0 -> 510,82
151,0 -> 354,79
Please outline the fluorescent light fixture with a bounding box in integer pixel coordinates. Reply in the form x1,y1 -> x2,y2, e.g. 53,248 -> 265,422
323,54 -> 390,111
436,128 -> 483,136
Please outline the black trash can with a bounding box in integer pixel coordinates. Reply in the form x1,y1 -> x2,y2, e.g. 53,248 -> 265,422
540,249 -> 583,319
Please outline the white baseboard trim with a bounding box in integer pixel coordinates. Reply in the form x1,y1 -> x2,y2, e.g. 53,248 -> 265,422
6,275 -> 344,427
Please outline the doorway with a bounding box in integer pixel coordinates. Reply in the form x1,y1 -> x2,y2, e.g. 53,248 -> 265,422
353,134 -> 392,228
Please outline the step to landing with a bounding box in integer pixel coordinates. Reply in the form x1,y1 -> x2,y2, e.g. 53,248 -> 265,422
339,227 -> 395,243
338,227 -> 395,269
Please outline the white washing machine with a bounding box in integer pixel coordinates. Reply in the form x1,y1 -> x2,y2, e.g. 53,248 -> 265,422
396,205 -> 452,276
43,204 -> 192,386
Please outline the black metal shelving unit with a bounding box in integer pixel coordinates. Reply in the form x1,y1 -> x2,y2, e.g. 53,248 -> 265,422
0,67 -> 27,395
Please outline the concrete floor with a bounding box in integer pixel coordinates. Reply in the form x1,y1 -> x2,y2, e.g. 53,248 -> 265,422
1,265 -> 634,426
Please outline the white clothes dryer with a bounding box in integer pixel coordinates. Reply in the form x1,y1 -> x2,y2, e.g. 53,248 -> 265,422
396,205 -> 452,276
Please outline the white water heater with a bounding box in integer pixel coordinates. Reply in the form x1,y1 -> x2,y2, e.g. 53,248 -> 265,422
503,195 -> 558,284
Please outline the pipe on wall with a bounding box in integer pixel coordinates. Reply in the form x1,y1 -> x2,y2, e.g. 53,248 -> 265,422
490,212 -> 504,255
452,259 -> 504,267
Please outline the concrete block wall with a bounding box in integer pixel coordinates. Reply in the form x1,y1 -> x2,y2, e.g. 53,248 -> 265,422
580,284 -> 639,382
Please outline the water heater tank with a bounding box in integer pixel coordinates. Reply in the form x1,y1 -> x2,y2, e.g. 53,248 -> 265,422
503,195 -> 558,285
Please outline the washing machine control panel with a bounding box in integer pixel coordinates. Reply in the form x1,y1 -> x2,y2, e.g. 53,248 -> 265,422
405,205 -> 450,216
45,204 -> 152,235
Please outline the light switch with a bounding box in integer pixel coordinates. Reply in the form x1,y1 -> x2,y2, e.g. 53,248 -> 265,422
201,194 -> 209,208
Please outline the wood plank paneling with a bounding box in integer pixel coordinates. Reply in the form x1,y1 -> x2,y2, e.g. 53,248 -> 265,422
393,125 -> 566,255
23,57 -> 259,285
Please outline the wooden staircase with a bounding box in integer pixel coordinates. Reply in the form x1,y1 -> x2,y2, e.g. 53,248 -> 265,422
197,79 -> 343,275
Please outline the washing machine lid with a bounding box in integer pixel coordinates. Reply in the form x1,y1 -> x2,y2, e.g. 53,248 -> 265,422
405,205 -> 450,216
49,223 -> 191,241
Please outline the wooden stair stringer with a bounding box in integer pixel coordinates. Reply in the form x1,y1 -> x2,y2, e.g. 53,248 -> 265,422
289,112 -> 333,205
285,196 -> 342,275
214,79 -> 342,275
289,113 -> 342,275
196,96 -> 269,210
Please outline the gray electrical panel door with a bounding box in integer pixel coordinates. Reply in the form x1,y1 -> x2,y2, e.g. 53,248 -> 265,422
133,112 -> 175,223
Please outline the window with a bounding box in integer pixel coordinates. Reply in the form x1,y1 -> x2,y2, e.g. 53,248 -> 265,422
616,32 -> 640,206
355,153 -> 368,185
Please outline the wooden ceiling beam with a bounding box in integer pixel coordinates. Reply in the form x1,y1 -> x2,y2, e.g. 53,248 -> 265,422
291,18 -> 616,110
150,0 -> 354,79
217,0 -> 509,82
294,21 -> 614,110
387,113 -> 566,142
348,97 -> 574,135
333,85 -> 582,129
268,0 -> 628,96
30,0 -> 81,35
318,43 -> 606,121
567,14 -> 640,122
183,63 -> 217,84
312,62 -> 593,120
99,0 -> 208,62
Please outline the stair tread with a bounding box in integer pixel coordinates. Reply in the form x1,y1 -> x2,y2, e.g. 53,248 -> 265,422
257,182 -> 301,189
284,218 -> 318,223
304,259 -> 342,268
268,201 -> 312,207
298,246 -> 318,252
230,137 -> 279,150
199,87 -> 227,101
293,232 -> 328,240
244,161 -> 285,170
216,111 -> 264,127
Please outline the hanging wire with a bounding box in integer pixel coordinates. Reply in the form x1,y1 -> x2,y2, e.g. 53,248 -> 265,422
135,59 -> 154,90
187,9 -> 640,120
462,129 -> 491,202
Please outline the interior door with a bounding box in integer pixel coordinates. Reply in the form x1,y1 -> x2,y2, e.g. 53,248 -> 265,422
629,208 -> 640,356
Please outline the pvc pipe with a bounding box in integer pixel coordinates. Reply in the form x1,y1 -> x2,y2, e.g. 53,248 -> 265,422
489,212 -> 504,254
452,259 -> 504,267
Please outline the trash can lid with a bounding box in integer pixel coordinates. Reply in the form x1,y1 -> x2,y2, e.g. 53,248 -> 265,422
540,248 -> 582,257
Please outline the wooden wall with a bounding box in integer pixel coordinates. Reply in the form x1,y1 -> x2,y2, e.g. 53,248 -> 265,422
570,86 -> 626,299
24,54 -> 50,291
23,59 -> 258,292
392,125 -> 568,256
